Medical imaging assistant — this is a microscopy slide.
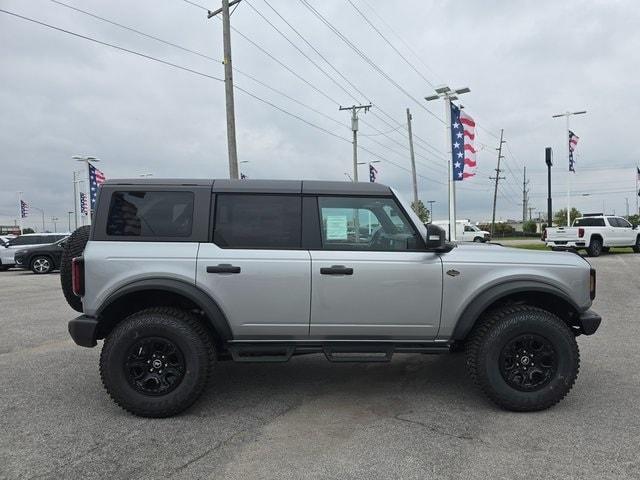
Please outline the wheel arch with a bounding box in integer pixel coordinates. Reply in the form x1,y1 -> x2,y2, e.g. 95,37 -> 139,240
452,280 -> 581,341
95,278 -> 233,344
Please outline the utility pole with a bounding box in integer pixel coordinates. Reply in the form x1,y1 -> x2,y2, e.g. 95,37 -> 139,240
52,217 -> 59,232
490,129 -> 506,237
552,110 -> 587,226
339,104 -> 371,182
208,0 -> 242,179
522,166 -> 529,224
406,108 -> 418,205
528,206 -> 535,221
425,86 -> 471,241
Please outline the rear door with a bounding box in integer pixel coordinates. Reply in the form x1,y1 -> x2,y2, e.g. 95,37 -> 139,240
308,195 -> 442,339
196,193 -> 311,339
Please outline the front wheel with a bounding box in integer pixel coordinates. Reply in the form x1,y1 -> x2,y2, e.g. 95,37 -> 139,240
99,307 -> 216,418
473,237 -> 483,243
466,305 -> 579,411
31,256 -> 53,274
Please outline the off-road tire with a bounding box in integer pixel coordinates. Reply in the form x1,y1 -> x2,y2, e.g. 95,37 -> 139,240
465,305 -> 579,412
31,256 -> 53,274
633,235 -> 640,253
60,226 -> 90,312
473,237 -> 483,243
586,237 -> 603,257
99,307 -> 216,418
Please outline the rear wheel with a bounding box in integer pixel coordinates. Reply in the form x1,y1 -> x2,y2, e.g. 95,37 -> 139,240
473,237 -> 483,243
60,226 -> 90,312
31,256 -> 53,274
466,305 -> 579,411
99,307 -> 216,418
586,237 -> 603,257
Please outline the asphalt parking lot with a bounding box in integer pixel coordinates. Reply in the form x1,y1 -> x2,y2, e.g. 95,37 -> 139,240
2,254 -> 640,480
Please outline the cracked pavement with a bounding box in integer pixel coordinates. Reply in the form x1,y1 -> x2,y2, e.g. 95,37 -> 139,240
1,254 -> 640,479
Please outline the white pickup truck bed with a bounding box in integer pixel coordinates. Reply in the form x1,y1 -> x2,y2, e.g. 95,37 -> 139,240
544,215 -> 639,257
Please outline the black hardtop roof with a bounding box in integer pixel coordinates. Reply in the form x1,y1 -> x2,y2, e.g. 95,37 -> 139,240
103,178 -> 393,196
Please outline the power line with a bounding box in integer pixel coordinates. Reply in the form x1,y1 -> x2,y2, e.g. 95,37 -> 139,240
0,8 -> 223,83
2,7 -> 449,184
298,0 -> 445,124
346,0 -> 436,89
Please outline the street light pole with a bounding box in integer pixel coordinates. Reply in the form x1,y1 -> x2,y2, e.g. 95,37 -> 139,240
425,86 -> 470,241
552,110 -> 586,226
51,217 -> 59,232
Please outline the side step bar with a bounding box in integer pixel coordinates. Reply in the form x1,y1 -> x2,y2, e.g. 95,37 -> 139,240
227,342 -> 451,363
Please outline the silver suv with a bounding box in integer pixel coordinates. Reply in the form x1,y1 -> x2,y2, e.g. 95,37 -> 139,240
64,179 -> 601,417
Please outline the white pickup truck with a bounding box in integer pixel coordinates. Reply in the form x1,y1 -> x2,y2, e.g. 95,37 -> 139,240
544,215 -> 640,256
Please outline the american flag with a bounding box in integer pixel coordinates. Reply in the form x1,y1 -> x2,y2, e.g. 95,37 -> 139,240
20,200 -> 29,218
80,192 -> 88,215
568,130 -> 579,172
369,163 -> 378,182
89,162 -> 106,209
451,103 -> 476,181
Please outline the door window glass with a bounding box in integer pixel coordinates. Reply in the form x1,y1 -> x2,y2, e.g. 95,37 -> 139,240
214,194 -> 302,249
318,197 -> 422,250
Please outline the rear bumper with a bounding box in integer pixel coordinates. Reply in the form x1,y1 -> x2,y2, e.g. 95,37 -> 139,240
576,309 -> 601,335
546,241 -> 586,249
68,315 -> 99,347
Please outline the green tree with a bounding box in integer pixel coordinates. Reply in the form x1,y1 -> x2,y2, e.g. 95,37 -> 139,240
411,200 -> 430,223
522,220 -> 537,234
627,214 -> 640,226
553,208 -> 582,227
22,227 -> 35,234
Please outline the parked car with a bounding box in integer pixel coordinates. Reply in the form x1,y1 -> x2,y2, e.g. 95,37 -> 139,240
63,179 -> 600,418
0,233 -> 69,270
544,215 -> 640,256
432,219 -> 491,242
14,237 -> 68,274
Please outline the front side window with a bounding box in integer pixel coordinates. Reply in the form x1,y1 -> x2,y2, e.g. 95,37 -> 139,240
106,191 -> 194,237
214,194 -> 302,249
615,217 -> 631,228
318,196 -> 422,251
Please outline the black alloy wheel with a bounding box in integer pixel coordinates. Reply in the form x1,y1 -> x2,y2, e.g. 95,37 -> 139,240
499,334 -> 557,392
124,337 -> 186,396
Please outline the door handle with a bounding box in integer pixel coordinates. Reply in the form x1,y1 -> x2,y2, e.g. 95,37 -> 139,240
320,265 -> 353,275
207,264 -> 241,274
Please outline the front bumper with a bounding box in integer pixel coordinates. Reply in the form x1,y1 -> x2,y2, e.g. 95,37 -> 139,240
576,309 -> 601,335
68,315 -> 99,347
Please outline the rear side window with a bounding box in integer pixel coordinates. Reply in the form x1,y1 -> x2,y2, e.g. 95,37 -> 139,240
106,191 -> 194,237
574,218 -> 605,227
214,194 -> 301,249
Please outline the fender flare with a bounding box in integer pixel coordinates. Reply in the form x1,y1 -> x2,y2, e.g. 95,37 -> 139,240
96,278 -> 233,340
451,280 -> 581,341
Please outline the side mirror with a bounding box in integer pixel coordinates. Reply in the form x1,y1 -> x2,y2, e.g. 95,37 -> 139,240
425,223 -> 447,251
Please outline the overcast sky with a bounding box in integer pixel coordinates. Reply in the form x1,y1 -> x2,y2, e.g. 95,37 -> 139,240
1,0 -> 639,231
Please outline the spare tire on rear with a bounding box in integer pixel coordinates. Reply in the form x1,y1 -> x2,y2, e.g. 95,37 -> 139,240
60,226 -> 91,312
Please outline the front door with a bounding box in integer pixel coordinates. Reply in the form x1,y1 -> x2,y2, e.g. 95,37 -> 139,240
309,195 -> 443,339
196,194 -> 311,339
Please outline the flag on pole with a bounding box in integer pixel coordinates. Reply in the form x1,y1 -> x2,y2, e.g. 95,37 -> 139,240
80,192 -> 88,215
636,166 -> 640,181
568,130 -> 579,172
89,163 -> 106,209
451,103 -> 477,181
20,200 -> 29,218
369,163 -> 378,182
